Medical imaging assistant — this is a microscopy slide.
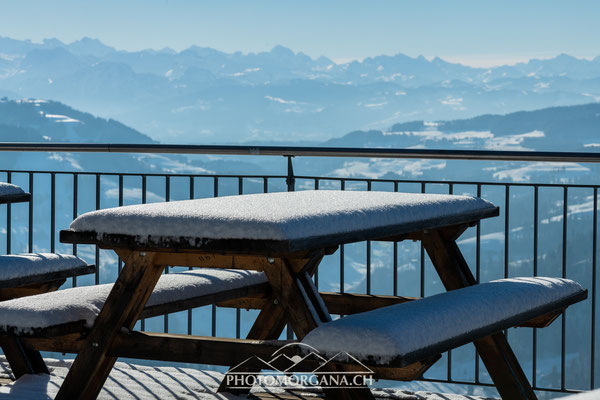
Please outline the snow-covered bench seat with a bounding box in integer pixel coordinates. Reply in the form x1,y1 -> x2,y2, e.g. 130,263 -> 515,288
0,254 -> 95,301
302,277 -> 587,368
0,182 -> 30,204
0,268 -> 268,337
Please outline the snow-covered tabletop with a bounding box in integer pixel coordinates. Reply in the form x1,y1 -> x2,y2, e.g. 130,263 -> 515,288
302,277 -> 584,364
0,182 -> 29,203
64,190 -> 498,252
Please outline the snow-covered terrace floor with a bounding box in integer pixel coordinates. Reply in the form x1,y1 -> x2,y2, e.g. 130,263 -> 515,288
0,356 -> 499,400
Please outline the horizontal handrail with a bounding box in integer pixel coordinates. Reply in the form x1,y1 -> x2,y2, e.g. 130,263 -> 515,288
1,169 -> 599,189
0,142 -> 599,163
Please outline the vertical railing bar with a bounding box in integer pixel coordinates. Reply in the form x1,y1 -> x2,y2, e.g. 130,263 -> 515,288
393,181 -> 399,297
72,173 -> 79,288
286,156 -> 295,192
366,180 -> 372,295
188,176 -> 195,336
118,175 -> 124,205
420,182 -> 426,298
165,176 -> 170,202
118,175 -> 123,275
263,177 -> 268,193
95,174 -> 100,285
142,175 -> 147,204
534,186 -> 539,277
592,187 -> 597,390
6,171 -> 11,254
28,172 -> 33,253
504,185 -> 509,279
561,186 -> 568,391
236,176 -> 243,339
475,183 -> 481,384
164,175 -> 170,335
366,239 -> 371,295
447,181 -> 453,382
533,185 -> 539,388
189,176 -> 195,200
340,179 -> 345,295
476,184 -> 482,283
50,172 -> 55,254
212,176 -> 218,337
503,185 -> 510,341
140,175 -> 146,332
313,173 -> 320,304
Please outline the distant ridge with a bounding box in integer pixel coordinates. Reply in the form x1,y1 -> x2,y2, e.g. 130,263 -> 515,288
325,102 -> 600,152
0,98 -> 154,144
1,36 -> 599,143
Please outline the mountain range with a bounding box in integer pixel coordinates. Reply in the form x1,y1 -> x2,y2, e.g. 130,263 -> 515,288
1,36 -> 599,143
1,98 -> 598,186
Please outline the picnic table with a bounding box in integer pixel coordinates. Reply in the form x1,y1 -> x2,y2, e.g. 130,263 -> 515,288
52,190 -> 557,399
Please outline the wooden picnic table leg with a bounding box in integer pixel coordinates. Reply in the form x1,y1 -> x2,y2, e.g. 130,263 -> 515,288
55,251 -> 164,400
218,254 -> 322,394
217,299 -> 287,394
421,227 -> 537,400
261,253 -> 376,400
219,252 -> 332,394
0,337 -> 49,378
0,279 -> 68,378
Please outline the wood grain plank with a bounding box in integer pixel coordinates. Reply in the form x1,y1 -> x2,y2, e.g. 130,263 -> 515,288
0,193 -> 31,204
0,280 -> 65,301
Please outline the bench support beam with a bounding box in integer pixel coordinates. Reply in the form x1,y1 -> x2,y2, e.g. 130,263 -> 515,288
263,254 -> 376,400
55,251 -> 164,400
422,227 -> 537,400
21,331 -> 435,381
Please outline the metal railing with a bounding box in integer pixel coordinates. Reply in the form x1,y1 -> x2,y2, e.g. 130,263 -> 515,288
1,143 -> 599,398
1,142 -> 600,162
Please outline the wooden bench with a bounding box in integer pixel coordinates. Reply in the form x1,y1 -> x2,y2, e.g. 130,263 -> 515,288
0,253 -> 95,380
0,268 -> 269,379
0,183 -> 92,299
0,253 -> 95,301
301,277 -> 587,376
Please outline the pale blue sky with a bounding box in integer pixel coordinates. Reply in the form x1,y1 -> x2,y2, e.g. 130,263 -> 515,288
1,0 -> 599,66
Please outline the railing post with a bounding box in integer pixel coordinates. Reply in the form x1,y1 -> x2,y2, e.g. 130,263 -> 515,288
286,155 -> 295,192
285,155 -> 295,340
